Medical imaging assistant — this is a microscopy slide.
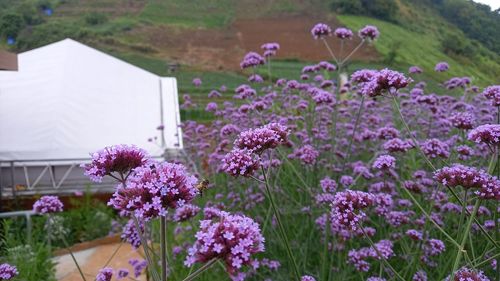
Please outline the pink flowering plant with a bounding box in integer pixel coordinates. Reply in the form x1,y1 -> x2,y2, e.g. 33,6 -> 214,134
170,20 -> 500,281
21,20 -> 500,281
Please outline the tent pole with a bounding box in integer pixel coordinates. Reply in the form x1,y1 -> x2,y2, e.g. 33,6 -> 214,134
0,162 -> 3,211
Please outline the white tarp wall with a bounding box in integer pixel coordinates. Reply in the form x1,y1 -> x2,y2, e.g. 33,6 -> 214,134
0,39 -> 182,197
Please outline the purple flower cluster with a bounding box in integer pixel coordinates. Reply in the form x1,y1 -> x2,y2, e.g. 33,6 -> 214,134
185,211 -> 265,277
96,267 -> 113,281
331,190 -> 374,230
348,240 -> 394,271
311,23 -> 332,39
372,155 -> 396,170
434,62 -> 449,72
121,219 -> 142,249
173,204 -> 201,222
358,25 -> 379,40
357,69 -> 412,97
234,84 -> 257,99
383,138 -> 413,153
221,149 -> 260,177
234,123 -> 289,154
320,177 -> 337,193
468,124 -> 500,147
33,195 -> 64,214
445,267 -> 490,281
0,263 -> 18,280
129,259 -> 148,278
421,138 -> 450,158
192,78 -> 202,87
289,145 -> 319,165
117,268 -> 129,280
450,112 -> 474,130
434,164 -> 500,200
240,52 -> 265,69
409,66 -> 423,74
108,162 -> 198,220
82,144 -> 149,182
334,27 -> 353,39
261,42 -> 280,57
483,85 -> 500,106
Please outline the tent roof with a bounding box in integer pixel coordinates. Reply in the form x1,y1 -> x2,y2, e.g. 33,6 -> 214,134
0,38 -> 182,162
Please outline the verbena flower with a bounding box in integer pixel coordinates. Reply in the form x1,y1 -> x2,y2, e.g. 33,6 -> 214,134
117,269 -> 129,280
331,190 -> 374,230
301,276 -> 316,281
234,123 -> 289,154
33,195 -> 63,214
421,138 -> 450,158
412,270 -> 428,281
206,102 -> 218,113
372,155 -> 396,170
468,124 -> 500,147
358,25 -> 379,40
121,219 -> 143,249
261,42 -> 280,57
82,145 -> 149,182
192,78 -> 202,87
445,267 -> 490,281
409,66 -> 423,74
434,164 -> 500,200
311,23 -> 332,39
240,52 -> 265,69
348,240 -> 393,272
359,69 -> 412,97
450,112 -> 474,130
0,263 -> 18,280
108,162 -> 198,220
334,27 -> 353,39
289,145 -> 319,165
129,259 -> 147,278
383,138 -> 413,153
320,177 -> 337,193
483,85 -> 500,106
434,62 -> 449,72
185,211 -> 265,278
221,149 -> 260,177
174,204 -> 201,222
234,84 -> 256,99
96,267 -> 113,281
248,74 -> 264,83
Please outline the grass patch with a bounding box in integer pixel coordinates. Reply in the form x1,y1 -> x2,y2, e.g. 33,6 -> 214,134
139,0 -> 234,28
337,15 -> 498,85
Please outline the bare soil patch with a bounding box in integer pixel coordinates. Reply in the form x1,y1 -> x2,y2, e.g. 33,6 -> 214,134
128,15 -> 380,71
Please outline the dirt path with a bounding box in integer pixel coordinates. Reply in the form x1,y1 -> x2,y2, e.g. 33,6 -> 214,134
55,242 -> 146,281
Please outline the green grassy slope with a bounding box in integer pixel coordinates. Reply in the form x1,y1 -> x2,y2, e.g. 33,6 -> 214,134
0,0 -> 498,95
338,15 -> 499,85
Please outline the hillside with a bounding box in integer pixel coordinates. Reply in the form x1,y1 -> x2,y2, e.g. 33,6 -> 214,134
0,0 -> 498,96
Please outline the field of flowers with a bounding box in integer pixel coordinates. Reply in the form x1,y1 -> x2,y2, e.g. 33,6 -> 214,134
2,20 -> 500,281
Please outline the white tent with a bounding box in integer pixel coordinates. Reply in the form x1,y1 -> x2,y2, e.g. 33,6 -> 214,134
0,39 -> 183,198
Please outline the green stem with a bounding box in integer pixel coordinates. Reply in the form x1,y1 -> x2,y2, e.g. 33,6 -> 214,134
399,185 -> 460,248
182,259 -> 218,281
342,96 -> 365,172
450,200 -> 481,280
58,229 -> 87,281
133,217 -> 161,281
261,166 -> 301,281
160,216 -> 168,281
359,225 -> 405,281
